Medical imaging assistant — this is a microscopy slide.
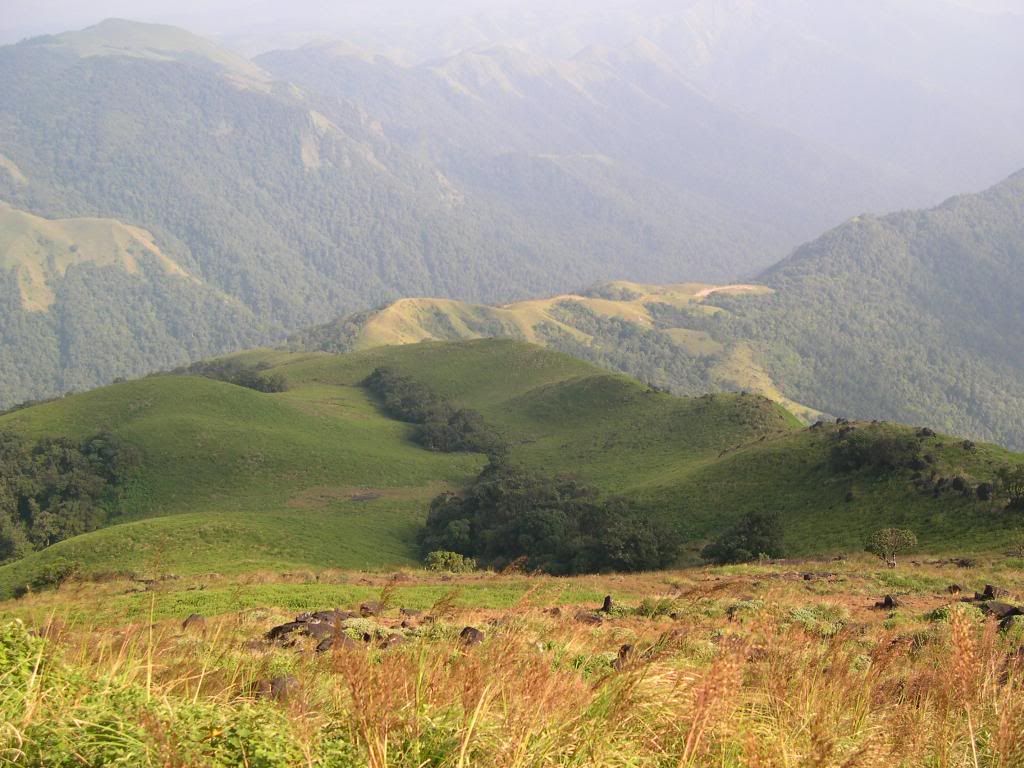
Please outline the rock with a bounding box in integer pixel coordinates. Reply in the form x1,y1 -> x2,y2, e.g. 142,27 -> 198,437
304,622 -> 335,640
379,633 -> 406,650
874,595 -> 899,610
266,621 -> 307,643
575,611 -> 603,625
300,610 -> 352,623
983,585 -> 1009,600
600,595 -> 614,613
360,601 -> 381,617
316,635 -> 359,654
981,601 -> 1022,621
254,675 -> 299,702
612,644 -> 635,671
181,614 -> 206,631
460,626 -> 485,646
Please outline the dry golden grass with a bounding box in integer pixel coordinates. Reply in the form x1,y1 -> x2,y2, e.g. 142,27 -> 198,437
2,558 -> 1023,766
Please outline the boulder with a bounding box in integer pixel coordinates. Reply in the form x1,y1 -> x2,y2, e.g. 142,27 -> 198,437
981,601 -> 1022,621
460,626 -> 485,646
254,675 -> 299,702
983,585 -> 1009,600
612,644 -> 635,671
316,635 -> 359,654
266,621 -> 307,643
360,601 -> 382,618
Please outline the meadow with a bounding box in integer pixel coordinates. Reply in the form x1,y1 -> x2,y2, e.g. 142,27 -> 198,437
2,556 -> 1023,766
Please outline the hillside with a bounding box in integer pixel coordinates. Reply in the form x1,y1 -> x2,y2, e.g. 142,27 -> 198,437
289,281 -> 822,420
708,169 -> 1024,450
2,339 -> 1021,597
297,171 -> 1024,449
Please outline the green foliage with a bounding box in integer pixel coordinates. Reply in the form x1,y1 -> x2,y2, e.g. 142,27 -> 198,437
0,431 -> 138,562
175,359 -> 288,393
424,550 -> 477,573
996,465 -> 1024,510
865,528 -> 918,567
829,427 -> 922,473
364,367 -> 504,456
701,511 -> 785,564
420,459 -> 680,575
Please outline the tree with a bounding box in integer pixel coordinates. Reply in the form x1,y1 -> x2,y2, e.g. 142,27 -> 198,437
701,511 -> 785,564
996,466 -> 1024,510
865,528 -> 917,568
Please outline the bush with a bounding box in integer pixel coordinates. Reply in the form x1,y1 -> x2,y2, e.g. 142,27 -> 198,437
420,459 -> 680,575
701,511 -> 785,564
829,429 -> 922,473
424,551 -> 477,573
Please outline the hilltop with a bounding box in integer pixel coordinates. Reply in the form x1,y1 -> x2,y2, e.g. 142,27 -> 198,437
1,339 -> 1021,597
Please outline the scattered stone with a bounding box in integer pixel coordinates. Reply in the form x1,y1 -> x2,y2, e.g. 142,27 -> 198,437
460,626 -> 485,646
981,602 -> 1022,621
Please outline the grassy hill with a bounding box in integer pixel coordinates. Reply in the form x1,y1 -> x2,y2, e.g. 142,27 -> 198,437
2,339 -> 1022,597
290,281 -> 823,421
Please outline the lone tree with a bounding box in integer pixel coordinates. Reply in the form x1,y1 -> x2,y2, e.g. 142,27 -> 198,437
865,528 -> 917,568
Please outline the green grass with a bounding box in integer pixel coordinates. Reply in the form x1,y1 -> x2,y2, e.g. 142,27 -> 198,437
1,339 -> 1022,595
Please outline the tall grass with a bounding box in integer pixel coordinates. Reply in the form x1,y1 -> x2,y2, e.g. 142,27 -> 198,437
2,562 -> 1023,766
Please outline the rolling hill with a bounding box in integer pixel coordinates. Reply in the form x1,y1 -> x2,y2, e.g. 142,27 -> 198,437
296,170 -> 1024,450
1,339 -> 1021,597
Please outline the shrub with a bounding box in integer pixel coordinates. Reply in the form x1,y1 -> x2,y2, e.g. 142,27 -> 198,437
701,511 -> 785,564
424,550 -> 477,573
829,429 -> 921,473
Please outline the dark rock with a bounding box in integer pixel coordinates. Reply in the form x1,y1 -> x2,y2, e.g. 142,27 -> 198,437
266,621 -> 307,643
983,585 -> 1009,600
982,602 -> 1022,621
254,675 -> 299,702
600,595 -> 614,613
360,601 -> 381,617
613,644 -> 635,671
304,622 -> 335,640
917,427 -> 936,438
874,595 -> 899,610
460,626 -> 485,646
546,606 -> 562,618
181,613 -> 206,631
379,633 -> 406,650
575,611 -> 603,625
977,483 -> 994,501
316,635 -> 358,654
803,573 -> 813,581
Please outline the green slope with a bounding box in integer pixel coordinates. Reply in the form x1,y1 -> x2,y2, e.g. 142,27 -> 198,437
2,339 -> 1021,597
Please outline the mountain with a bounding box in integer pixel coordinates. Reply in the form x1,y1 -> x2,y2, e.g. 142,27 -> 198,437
0,203 -> 264,403
296,171 -> 1024,450
257,38 -> 919,265
2,339 -> 1021,596
712,169 -> 1024,450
